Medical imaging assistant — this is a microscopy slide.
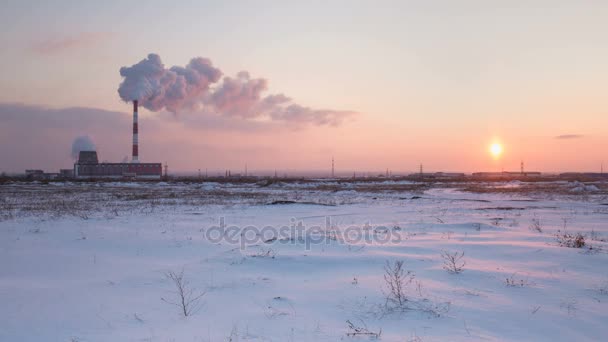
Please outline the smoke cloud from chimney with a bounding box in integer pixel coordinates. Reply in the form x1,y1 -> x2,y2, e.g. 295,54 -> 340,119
71,135 -> 96,160
118,54 -> 354,126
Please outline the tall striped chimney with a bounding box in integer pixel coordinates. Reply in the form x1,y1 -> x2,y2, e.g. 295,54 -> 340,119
132,100 -> 139,163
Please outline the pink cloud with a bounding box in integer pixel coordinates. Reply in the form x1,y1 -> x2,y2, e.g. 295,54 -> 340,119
29,32 -> 113,55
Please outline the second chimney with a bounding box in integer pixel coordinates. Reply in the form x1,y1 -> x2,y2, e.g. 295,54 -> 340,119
132,100 -> 139,163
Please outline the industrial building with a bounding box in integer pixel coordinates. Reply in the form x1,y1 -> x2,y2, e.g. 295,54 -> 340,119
73,151 -> 161,179
25,169 -> 44,178
24,169 -> 63,180
472,161 -> 541,178
73,100 -> 162,179
472,171 -> 541,178
559,172 -> 608,179
59,169 -> 74,178
411,172 -> 466,178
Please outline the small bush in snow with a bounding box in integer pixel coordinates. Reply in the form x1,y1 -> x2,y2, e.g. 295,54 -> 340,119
560,299 -> 577,316
555,230 -> 585,248
441,250 -> 465,274
589,229 -> 606,242
249,247 -> 276,259
490,217 -> 502,226
383,260 -> 415,308
162,269 -> 206,317
227,326 -> 239,342
345,319 -> 381,339
379,260 -> 451,317
505,273 -> 532,287
529,217 -> 542,233
594,281 -> 608,296
407,334 -> 424,342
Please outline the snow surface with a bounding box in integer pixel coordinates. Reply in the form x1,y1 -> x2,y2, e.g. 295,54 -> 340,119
1,181 -> 608,341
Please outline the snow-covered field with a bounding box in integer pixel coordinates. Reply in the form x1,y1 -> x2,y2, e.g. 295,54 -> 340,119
1,180 -> 608,341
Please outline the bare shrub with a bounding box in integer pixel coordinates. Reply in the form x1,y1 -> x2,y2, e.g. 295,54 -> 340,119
161,269 -> 206,317
383,260 -> 415,308
249,247 -> 276,259
227,325 -> 239,341
561,216 -> 572,229
555,230 -> 585,248
407,333 -> 424,342
529,217 -> 542,233
380,260 -> 450,317
593,281 -> 608,295
505,273 -> 532,287
440,231 -> 453,239
133,313 -> 145,323
441,250 -> 465,274
345,319 -> 381,339
589,229 -> 606,242
560,299 -> 577,316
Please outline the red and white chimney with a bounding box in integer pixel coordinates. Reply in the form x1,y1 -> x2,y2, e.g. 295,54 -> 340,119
132,100 -> 139,163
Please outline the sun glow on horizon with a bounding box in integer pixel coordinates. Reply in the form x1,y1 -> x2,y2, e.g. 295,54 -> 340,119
490,143 -> 503,159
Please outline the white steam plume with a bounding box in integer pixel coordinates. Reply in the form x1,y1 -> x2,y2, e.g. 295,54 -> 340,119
118,54 -> 355,126
71,135 -> 96,160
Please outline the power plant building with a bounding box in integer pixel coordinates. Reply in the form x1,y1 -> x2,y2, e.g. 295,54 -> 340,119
74,151 -> 161,179
73,100 -> 162,179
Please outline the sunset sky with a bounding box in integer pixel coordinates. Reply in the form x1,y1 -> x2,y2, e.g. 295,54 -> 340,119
1,1 -> 607,174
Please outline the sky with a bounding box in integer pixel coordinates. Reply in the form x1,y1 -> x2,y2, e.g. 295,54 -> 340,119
1,0 -> 607,174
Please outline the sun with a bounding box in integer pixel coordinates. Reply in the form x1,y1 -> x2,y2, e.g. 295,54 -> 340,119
490,143 -> 503,158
